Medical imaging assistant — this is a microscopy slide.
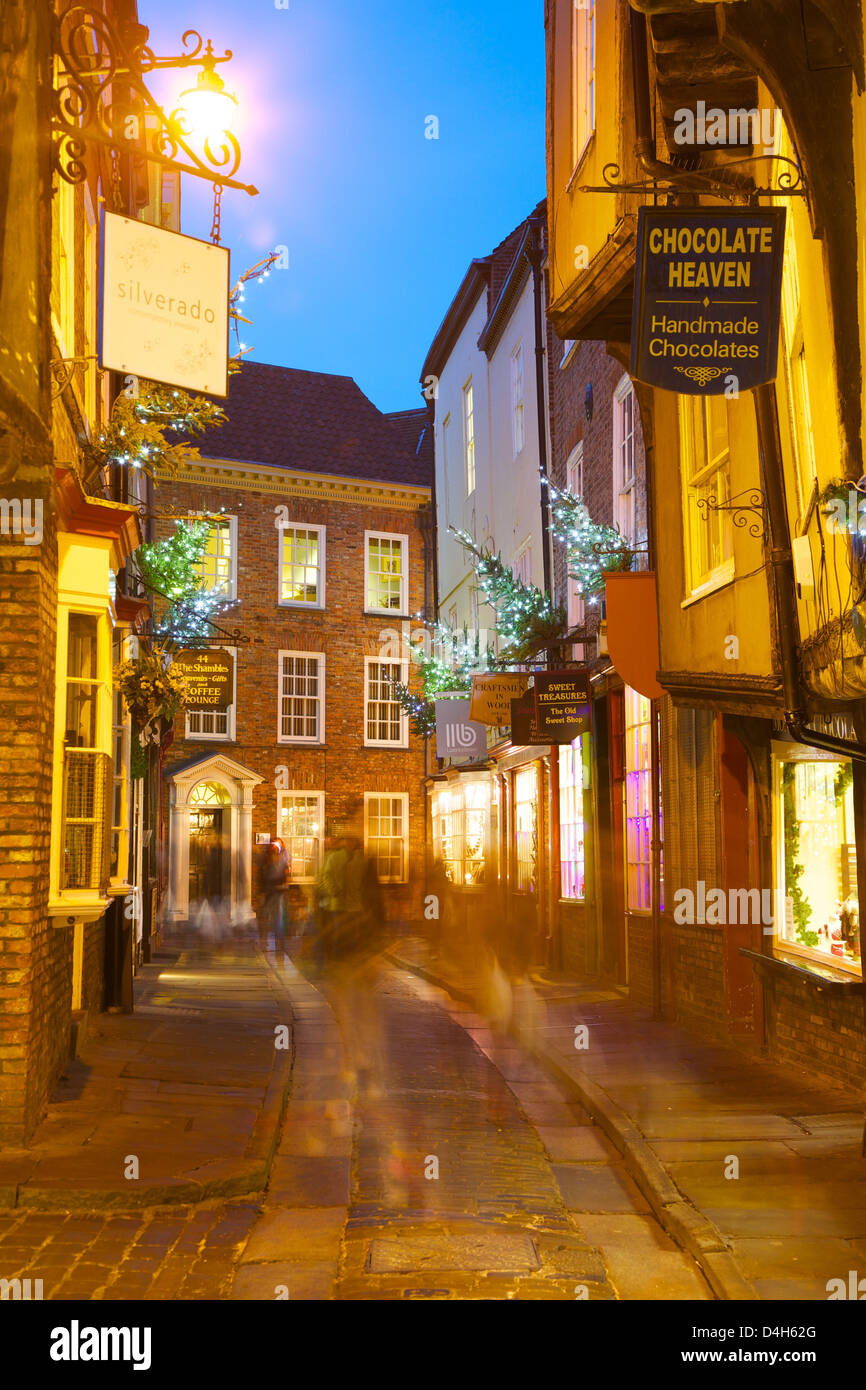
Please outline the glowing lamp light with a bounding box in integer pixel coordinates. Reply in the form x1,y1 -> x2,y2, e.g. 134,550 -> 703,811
175,45 -> 238,151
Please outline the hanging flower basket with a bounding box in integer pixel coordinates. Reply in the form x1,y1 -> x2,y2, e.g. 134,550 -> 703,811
114,645 -> 189,759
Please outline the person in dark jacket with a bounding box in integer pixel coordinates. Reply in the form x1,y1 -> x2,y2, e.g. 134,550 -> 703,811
257,838 -> 289,958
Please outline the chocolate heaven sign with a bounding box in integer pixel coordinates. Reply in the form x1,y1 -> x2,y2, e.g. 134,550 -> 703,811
174,649 -> 234,711
630,207 -> 785,394
533,671 -> 591,743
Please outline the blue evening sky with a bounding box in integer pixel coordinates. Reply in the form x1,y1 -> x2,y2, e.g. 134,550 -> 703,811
141,0 -> 546,412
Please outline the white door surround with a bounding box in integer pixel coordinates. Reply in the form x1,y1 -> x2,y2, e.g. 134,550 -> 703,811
165,752 -> 263,923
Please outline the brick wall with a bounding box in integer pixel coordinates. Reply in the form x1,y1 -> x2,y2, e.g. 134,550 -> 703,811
761,974 -> 866,1094
156,473 -> 431,925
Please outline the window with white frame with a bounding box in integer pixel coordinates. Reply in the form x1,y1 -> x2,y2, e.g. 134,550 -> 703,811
279,522 -> 324,607
278,651 -> 324,743
513,542 -> 532,588
365,531 -> 408,614
194,516 -> 236,599
559,736 -> 585,900
566,443 -> 585,633
613,376 -> 637,548
365,793 -> 408,883
463,378 -> 476,495
61,613 -> 111,892
364,658 -> 408,747
678,396 -> 734,593
277,791 -> 325,882
571,0 -> 596,170
442,412 -> 451,527
511,343 -> 525,456
186,646 -> 237,741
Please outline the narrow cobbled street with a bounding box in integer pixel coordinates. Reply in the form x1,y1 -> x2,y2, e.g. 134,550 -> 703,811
0,946 -> 710,1301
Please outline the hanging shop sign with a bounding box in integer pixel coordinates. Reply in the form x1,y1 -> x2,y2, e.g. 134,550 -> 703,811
100,212 -> 230,396
630,207 -> 785,395
533,671 -> 592,743
434,698 -> 488,760
174,648 -> 234,711
510,689 -> 543,747
469,672 -> 529,726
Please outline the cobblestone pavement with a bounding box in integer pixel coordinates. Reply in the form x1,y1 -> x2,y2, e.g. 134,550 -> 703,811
0,958 -> 713,1301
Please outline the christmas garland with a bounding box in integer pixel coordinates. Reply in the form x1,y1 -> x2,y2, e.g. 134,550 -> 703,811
545,480 -> 634,599
133,518 -> 235,648
449,527 -> 566,661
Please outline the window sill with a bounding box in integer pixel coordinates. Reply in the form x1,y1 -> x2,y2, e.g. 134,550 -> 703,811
680,559 -> 736,609
278,601 -> 325,612
364,740 -> 410,751
363,610 -> 411,621
49,894 -> 110,926
740,947 -> 863,993
277,739 -> 325,748
565,132 -> 596,194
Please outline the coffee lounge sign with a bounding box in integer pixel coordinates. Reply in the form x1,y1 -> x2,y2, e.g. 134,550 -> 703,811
100,212 -> 230,397
630,207 -> 785,395
174,649 -> 234,712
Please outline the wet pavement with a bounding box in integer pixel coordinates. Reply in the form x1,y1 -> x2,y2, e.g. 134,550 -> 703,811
0,947 -> 711,1300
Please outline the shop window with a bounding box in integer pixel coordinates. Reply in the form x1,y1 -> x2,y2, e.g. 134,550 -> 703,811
625,686 -> 652,912
365,793 -> 408,883
110,630 -> 131,882
559,737 -> 585,899
432,781 -> 489,887
776,753 -> 860,967
277,792 -> 324,882
514,766 -> 538,893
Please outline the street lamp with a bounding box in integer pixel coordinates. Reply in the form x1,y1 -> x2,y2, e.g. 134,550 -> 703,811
52,8 -> 258,198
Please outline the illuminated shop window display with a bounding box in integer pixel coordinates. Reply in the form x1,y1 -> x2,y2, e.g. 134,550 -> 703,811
559,736 -> 585,899
432,780 -> 489,887
514,765 -> 539,893
776,750 -> 860,966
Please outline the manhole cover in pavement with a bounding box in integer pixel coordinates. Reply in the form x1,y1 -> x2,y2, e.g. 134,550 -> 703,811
367,1232 -> 540,1274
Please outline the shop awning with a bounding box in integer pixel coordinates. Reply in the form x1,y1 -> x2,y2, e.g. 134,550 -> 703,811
604,571 -> 665,700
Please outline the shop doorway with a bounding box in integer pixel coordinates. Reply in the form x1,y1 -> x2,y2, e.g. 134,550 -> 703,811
188,783 -> 229,904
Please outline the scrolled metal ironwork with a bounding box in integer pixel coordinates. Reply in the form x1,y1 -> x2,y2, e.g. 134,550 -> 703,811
696,489 -> 766,539
51,7 -> 257,196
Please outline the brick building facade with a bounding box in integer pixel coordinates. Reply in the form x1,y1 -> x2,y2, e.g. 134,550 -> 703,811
153,362 -> 433,934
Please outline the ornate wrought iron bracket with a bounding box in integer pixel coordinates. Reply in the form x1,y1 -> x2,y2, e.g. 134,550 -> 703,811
579,155 -> 806,202
52,8 -> 258,196
696,489 -> 766,539
50,354 -> 104,400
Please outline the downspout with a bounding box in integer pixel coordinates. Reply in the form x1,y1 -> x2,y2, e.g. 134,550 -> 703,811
525,216 -> 553,600
628,7 -> 754,199
753,382 -> 866,762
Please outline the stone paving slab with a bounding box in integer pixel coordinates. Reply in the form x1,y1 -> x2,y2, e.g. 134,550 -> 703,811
390,938 -> 866,1302
0,943 -> 295,1208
